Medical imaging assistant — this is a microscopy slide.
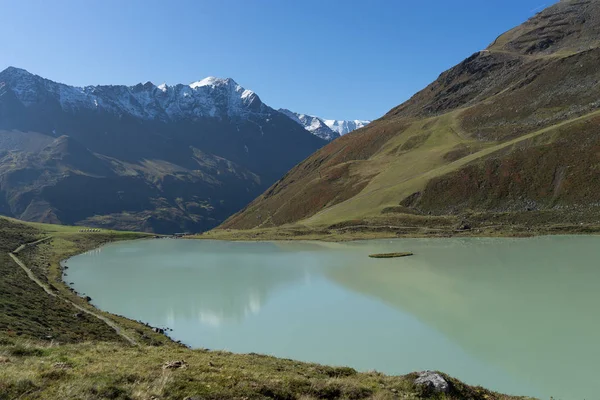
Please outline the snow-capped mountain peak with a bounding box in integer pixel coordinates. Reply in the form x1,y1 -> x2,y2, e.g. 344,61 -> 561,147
189,76 -> 258,104
323,119 -> 371,135
0,67 -> 268,121
189,76 -> 233,89
0,67 -> 369,141
278,109 -> 339,141
278,109 -> 370,141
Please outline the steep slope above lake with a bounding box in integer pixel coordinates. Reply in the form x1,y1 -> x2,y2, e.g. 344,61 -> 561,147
220,0 -> 600,235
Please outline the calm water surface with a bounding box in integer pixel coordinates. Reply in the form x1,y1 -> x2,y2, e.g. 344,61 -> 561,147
66,236 -> 600,400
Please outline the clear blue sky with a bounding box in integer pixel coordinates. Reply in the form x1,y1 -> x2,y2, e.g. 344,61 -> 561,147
1,0 -> 555,120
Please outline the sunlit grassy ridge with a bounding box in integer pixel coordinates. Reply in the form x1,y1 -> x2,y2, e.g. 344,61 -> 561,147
219,1 -> 600,239
305,109 -> 600,226
0,217 -> 533,399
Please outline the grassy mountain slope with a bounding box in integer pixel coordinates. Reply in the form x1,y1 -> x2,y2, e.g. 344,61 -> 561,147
0,217 -> 529,399
219,0 -> 600,236
0,217 -> 158,345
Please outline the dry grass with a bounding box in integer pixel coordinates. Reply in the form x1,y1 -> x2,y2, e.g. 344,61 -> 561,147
0,338 -> 531,400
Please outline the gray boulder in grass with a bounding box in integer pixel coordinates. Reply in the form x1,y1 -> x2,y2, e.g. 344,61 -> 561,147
415,370 -> 450,393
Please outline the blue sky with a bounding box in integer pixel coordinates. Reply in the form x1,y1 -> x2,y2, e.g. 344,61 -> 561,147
1,0 -> 555,120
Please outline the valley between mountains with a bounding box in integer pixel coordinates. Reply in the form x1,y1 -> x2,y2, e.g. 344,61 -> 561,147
2,0 -> 600,240
0,70 -> 367,234
2,2 -> 598,399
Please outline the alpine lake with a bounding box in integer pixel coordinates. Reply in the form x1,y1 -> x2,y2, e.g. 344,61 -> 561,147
65,236 -> 600,400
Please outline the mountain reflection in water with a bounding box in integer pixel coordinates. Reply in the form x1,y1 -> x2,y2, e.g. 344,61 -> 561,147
67,237 -> 600,400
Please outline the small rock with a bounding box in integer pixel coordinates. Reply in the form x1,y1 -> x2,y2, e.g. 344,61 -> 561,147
152,327 -> 165,334
74,312 -> 83,318
0,356 -> 10,364
162,360 -> 188,370
415,370 -> 449,394
84,296 -> 92,302
458,221 -> 472,231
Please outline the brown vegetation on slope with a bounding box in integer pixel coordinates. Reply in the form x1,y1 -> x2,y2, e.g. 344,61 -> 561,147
489,0 -> 600,56
460,48 -> 600,141
410,115 -> 600,214
221,121 -> 406,229
220,0 -> 600,233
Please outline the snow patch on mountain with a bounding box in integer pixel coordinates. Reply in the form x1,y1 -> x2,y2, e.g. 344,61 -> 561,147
324,119 -> 371,135
278,109 -> 339,141
279,108 -> 370,140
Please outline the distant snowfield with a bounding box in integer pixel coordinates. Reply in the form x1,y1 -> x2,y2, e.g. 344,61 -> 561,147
323,119 -> 371,135
279,108 -> 371,141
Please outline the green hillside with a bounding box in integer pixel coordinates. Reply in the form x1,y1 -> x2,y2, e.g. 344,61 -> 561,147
218,0 -> 600,239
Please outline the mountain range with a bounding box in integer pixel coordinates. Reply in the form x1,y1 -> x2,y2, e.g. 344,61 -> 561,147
221,0 -> 600,235
323,119 -> 371,135
0,68 -> 333,233
278,109 -> 370,141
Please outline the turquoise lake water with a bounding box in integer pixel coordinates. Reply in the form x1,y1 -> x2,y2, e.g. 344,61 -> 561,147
66,236 -> 600,399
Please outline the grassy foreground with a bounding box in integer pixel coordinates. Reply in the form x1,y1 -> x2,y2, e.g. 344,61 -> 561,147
0,217 -> 533,399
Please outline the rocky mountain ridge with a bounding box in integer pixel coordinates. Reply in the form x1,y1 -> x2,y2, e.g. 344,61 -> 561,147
278,109 -> 340,141
0,67 -> 267,121
0,68 -> 326,233
278,108 -> 371,140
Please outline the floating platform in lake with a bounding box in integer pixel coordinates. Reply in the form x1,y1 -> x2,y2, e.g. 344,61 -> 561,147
369,252 -> 413,259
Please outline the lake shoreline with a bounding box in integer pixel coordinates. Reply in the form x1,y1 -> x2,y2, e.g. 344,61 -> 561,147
64,234 -> 600,399
197,223 -> 600,242
1,216 -> 535,399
